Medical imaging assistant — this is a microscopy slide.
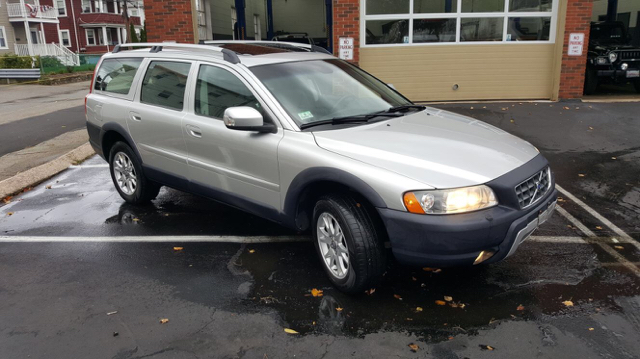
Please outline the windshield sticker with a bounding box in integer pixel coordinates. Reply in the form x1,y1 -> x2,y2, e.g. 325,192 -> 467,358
298,111 -> 314,121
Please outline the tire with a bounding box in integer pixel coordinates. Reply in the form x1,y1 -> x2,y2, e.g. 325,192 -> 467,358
312,194 -> 386,294
109,141 -> 161,204
634,80 -> 640,94
584,68 -> 598,95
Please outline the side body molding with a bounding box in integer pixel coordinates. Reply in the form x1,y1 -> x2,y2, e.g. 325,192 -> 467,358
283,167 -> 388,230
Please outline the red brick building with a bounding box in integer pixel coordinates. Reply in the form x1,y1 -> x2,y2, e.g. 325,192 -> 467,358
140,0 -> 634,101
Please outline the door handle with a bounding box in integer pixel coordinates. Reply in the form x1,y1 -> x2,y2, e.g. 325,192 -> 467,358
186,125 -> 202,138
130,112 -> 142,122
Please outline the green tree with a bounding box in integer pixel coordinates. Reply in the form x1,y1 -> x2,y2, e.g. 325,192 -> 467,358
140,23 -> 147,43
129,23 -> 139,43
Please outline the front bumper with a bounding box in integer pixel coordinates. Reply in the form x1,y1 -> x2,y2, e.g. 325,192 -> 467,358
378,155 -> 558,267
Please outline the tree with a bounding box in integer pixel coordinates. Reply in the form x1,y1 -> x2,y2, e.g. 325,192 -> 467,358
140,23 -> 147,43
129,23 -> 139,43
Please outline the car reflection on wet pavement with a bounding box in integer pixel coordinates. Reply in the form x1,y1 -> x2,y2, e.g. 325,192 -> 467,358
1,154 -> 640,358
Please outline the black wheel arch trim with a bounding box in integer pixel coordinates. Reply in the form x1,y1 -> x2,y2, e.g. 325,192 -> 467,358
283,167 -> 388,231
95,122 -> 143,163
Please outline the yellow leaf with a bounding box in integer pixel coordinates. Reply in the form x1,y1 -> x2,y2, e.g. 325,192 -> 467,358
614,245 -> 624,250
249,249 -> 256,254
517,304 -> 525,311
423,267 -> 434,272
173,247 -> 183,251
408,343 -> 419,352
433,268 -> 442,273
132,218 -> 140,222
562,300 -> 574,307
578,174 -> 585,177
595,226 -> 603,230
444,296 -> 453,302
336,307 -> 343,312
435,300 -> 446,306
480,344 -> 495,351
45,185 -> 52,189
311,288 -> 323,297
588,126 -> 594,130
588,327 -> 594,331
365,288 -> 376,295
6,212 -> 13,216
159,318 -> 169,324
284,328 -> 299,334
415,307 -> 423,312
611,157 -> 617,160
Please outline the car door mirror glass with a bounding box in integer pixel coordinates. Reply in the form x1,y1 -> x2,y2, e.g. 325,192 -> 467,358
223,107 -> 275,133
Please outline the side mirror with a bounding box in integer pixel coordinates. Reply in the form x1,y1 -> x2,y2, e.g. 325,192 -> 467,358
223,107 -> 276,133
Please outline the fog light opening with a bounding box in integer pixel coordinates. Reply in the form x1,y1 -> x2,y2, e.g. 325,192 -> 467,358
473,250 -> 496,265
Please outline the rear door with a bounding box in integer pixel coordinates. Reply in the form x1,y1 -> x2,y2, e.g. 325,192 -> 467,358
128,60 -> 193,185
182,62 -> 284,212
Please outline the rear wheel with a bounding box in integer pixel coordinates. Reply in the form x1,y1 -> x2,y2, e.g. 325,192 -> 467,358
584,68 -> 598,95
312,194 -> 386,294
109,142 -> 161,204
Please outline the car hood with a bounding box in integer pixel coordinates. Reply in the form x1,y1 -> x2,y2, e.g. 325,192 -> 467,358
312,109 -> 539,189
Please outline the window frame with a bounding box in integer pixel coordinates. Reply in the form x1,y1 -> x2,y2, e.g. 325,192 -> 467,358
0,26 -> 7,50
86,28 -> 96,46
56,0 -> 67,16
361,0 -> 558,47
59,29 -> 71,47
138,59 -> 193,112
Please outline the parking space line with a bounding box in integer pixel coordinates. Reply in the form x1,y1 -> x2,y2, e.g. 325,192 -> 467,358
68,165 -> 110,169
0,235 -> 310,243
557,184 -> 639,250
556,206 -> 640,278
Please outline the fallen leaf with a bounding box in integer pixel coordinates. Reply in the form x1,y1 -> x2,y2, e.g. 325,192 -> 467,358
611,157 -> 617,160
448,336 -> 454,340
588,126 -> 594,130
248,249 -> 256,254
406,317 -> 413,321
501,107 -> 508,111
394,294 -> 402,300
595,226 -> 603,230
470,106 -> 474,109
45,185 -> 52,189
336,307 -> 343,312
311,288 -> 323,297
614,245 -> 624,250
159,318 -> 169,324
284,328 -> 299,334
449,302 -> 458,308
563,106 -> 570,110
483,106 -> 487,109
578,174 -> 585,177
106,311 -> 118,316
562,300 -> 574,307
365,288 -> 376,295
411,276 -> 417,281
173,247 -> 184,251
435,300 -> 447,306
3,196 -> 12,204
588,328 -> 594,331
510,119 -> 515,123
444,296 -> 453,302
517,304 -> 525,311
7,212 -> 13,216
433,268 -> 442,273
132,218 -> 140,222
113,332 -> 119,337
423,267 -> 434,272
408,343 -> 419,352
479,344 -> 495,351
415,307 -> 423,312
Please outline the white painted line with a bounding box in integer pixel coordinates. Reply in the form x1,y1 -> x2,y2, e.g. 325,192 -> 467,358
0,235 -> 310,243
556,205 -> 640,278
557,184 -> 639,250
69,164 -> 110,169
529,235 -> 596,244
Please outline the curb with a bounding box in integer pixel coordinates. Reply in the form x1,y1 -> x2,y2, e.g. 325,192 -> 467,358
0,143 -> 95,199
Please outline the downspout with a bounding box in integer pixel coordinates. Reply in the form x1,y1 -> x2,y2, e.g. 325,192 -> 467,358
266,0 -> 273,40
70,0 -> 80,53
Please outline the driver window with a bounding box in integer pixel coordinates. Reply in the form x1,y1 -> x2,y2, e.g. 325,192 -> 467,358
195,65 -> 265,120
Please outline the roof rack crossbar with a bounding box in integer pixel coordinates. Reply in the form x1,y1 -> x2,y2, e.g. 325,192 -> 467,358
111,43 -> 240,64
203,40 -> 332,55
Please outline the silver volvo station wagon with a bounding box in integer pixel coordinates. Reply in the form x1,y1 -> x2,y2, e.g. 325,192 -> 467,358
86,41 -> 557,293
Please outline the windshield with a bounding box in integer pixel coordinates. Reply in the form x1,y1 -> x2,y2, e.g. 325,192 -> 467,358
250,60 -> 411,127
590,24 -> 628,44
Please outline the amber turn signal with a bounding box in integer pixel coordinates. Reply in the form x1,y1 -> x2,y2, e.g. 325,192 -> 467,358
403,192 -> 425,214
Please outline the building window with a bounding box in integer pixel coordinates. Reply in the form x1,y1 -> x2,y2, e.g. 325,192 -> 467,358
0,27 -> 7,49
86,29 -> 96,46
363,0 -> 557,46
56,0 -> 67,16
254,15 -> 261,40
231,7 -> 237,40
82,0 -> 92,13
60,30 -> 71,47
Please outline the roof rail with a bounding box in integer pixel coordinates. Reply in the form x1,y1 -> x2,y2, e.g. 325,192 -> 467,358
203,40 -> 331,55
112,42 -> 241,64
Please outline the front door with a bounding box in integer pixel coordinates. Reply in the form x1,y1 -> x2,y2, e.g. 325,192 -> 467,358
127,60 -> 192,186
183,63 -> 283,213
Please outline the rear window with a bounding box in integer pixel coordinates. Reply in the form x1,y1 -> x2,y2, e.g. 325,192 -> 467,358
94,58 -> 143,95
140,61 -> 191,111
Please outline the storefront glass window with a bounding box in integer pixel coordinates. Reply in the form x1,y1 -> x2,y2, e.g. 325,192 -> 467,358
414,0 -> 457,14
366,20 -> 409,44
509,0 -> 553,12
366,0 -> 409,15
413,19 -> 457,43
460,18 -> 504,41
461,0 -> 504,13
507,17 -> 551,41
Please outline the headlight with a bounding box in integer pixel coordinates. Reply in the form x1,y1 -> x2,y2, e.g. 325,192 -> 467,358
609,52 -> 618,63
621,63 -> 629,70
403,185 -> 498,215
596,57 -> 608,65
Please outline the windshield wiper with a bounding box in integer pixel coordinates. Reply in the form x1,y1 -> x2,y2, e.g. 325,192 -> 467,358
385,104 -> 427,113
299,112 -> 403,130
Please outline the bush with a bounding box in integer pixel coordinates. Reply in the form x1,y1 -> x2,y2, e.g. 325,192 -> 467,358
40,56 -> 63,70
0,54 -> 37,69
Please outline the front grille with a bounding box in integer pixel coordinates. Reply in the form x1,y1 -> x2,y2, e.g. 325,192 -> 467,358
619,50 -> 640,61
515,167 -> 551,209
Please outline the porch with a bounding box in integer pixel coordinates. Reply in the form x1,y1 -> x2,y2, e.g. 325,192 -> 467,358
6,0 -> 59,22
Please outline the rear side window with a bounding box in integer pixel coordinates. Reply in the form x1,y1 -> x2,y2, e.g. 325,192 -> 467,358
195,65 -> 263,119
94,58 -> 143,95
140,61 -> 191,111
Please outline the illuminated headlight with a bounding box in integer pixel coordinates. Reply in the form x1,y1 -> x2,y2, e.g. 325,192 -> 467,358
609,52 -> 618,63
621,63 -> 629,71
403,185 -> 498,215
596,57 -> 608,65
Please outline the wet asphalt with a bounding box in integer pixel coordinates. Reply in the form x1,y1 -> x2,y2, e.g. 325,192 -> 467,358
0,101 -> 639,358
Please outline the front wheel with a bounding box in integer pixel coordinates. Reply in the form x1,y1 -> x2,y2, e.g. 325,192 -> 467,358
634,80 -> 640,93
312,194 -> 386,294
109,142 -> 161,204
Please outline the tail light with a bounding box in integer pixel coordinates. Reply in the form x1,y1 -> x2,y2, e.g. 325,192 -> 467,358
86,61 -> 99,116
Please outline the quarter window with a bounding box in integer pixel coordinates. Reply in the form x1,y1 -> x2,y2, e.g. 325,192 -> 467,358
363,0 -> 555,45
94,58 -> 143,95
195,65 -> 263,119
141,61 -> 192,111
